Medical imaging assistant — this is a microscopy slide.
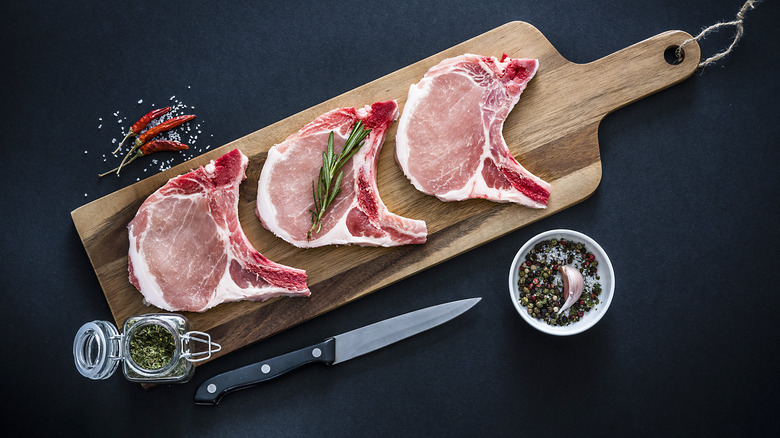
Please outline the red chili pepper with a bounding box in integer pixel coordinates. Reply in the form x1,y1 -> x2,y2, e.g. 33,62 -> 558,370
135,114 -> 196,146
112,107 -> 171,154
99,140 -> 189,177
139,139 -> 189,155
131,107 -> 171,134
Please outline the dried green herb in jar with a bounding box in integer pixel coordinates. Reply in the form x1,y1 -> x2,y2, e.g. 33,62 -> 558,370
128,323 -> 176,370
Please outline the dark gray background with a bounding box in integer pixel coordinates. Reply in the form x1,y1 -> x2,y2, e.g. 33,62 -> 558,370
2,0 -> 778,436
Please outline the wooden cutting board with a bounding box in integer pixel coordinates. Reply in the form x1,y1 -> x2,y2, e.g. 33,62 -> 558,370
71,21 -> 700,364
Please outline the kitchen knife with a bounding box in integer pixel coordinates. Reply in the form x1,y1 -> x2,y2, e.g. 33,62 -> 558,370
194,297 -> 481,405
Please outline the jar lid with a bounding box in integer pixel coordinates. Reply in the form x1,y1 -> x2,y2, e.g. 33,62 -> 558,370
73,320 -> 121,380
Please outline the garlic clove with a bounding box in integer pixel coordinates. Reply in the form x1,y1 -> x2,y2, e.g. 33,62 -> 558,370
558,265 -> 584,315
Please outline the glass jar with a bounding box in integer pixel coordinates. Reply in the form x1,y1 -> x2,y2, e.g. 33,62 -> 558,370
73,313 -> 221,384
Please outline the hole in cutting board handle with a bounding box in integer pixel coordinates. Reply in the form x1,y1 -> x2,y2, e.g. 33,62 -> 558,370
664,45 -> 684,65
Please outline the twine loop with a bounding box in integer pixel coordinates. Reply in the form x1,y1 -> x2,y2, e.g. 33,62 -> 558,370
677,0 -> 759,69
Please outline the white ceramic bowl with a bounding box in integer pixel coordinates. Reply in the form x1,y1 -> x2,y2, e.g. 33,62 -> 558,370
508,229 -> 615,335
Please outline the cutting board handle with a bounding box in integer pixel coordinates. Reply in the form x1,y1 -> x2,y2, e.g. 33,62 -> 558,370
579,30 -> 701,118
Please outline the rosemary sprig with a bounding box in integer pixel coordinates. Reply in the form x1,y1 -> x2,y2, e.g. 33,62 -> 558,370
308,121 -> 371,239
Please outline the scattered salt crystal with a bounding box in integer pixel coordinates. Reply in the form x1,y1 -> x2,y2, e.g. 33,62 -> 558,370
84,193 -> 88,197
112,138 -> 117,144
84,150 -> 88,154
98,124 -> 102,129
137,99 -> 143,104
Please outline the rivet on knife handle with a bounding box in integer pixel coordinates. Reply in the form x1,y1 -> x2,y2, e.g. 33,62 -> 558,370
194,338 -> 336,405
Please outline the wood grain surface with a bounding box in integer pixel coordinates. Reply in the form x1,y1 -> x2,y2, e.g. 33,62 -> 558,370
71,22 -> 700,365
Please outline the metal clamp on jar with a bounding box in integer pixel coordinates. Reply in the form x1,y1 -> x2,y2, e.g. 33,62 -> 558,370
73,313 -> 221,384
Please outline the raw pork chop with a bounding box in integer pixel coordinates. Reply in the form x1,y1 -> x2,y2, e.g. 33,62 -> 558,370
395,54 -> 550,208
128,149 -> 310,313
256,100 -> 427,248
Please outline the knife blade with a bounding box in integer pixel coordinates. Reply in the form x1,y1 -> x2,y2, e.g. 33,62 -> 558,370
194,297 -> 481,405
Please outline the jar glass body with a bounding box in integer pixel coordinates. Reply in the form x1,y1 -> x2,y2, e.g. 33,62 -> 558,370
122,314 -> 195,383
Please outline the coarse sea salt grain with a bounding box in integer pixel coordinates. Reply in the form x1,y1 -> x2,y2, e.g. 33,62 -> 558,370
138,99 -> 143,104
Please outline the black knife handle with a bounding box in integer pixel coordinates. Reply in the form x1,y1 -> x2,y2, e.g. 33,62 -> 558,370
194,337 -> 336,405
